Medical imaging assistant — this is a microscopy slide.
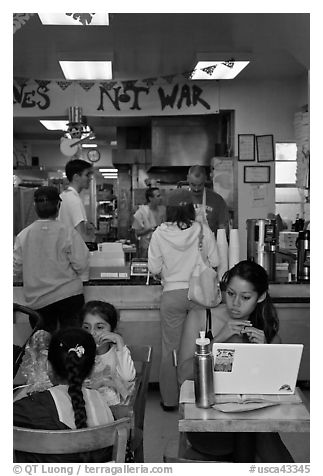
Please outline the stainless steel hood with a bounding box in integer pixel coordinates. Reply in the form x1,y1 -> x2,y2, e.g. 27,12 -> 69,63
150,115 -> 229,168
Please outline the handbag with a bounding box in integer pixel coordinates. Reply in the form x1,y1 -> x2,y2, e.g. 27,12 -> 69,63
188,223 -> 222,308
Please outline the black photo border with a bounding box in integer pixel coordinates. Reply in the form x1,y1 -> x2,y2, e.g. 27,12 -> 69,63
256,134 -> 275,162
238,134 -> 256,161
243,165 -> 271,183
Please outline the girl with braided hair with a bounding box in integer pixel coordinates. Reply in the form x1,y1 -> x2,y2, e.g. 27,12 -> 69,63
13,328 -> 114,463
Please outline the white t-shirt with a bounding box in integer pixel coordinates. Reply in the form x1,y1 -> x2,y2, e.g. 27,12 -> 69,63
58,186 -> 87,230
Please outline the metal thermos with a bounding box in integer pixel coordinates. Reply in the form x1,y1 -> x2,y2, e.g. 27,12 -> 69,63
246,218 -> 277,281
296,230 -> 310,282
193,331 -> 215,408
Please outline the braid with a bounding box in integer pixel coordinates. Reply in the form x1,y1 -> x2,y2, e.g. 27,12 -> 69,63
65,352 -> 87,429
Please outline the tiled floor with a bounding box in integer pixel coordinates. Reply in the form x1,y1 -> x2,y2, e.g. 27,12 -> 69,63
142,386 -> 310,463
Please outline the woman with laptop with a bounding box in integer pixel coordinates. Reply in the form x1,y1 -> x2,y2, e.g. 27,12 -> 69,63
178,260 -> 294,463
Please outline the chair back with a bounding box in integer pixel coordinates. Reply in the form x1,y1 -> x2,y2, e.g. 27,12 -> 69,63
13,417 -> 131,463
128,345 -> 153,431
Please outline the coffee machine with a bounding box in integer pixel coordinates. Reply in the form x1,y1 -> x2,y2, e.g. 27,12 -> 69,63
246,218 -> 277,282
296,230 -> 310,282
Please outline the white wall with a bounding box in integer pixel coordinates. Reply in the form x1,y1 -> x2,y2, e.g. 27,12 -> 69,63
218,76 -> 308,258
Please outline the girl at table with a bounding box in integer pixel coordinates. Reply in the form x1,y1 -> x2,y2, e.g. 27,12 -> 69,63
14,328 -> 114,463
178,260 -> 294,463
81,300 -> 136,406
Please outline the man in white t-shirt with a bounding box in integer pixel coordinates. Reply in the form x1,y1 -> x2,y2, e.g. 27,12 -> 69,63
132,187 -> 166,258
59,159 -> 95,242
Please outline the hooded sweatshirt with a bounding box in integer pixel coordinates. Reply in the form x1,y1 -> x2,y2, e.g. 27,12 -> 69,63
148,221 -> 219,292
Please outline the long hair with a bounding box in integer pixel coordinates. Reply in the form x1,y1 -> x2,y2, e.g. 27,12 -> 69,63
48,328 -> 96,429
166,203 -> 195,230
80,300 -> 119,332
221,260 -> 279,343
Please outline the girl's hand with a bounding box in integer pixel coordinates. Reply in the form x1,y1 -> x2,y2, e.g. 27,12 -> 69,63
96,331 -> 125,352
241,326 -> 265,344
217,320 -> 252,341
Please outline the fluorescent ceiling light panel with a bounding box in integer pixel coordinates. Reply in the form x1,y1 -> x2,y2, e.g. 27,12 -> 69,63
191,61 -> 249,80
40,120 -> 69,131
59,61 -> 112,80
38,13 -> 109,26
82,144 -> 98,148
99,168 -> 118,172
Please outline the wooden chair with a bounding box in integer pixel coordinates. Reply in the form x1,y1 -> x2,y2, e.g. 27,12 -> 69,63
13,417 -> 131,463
128,344 -> 153,462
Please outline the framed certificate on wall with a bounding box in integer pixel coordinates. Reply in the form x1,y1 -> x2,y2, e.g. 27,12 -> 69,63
238,134 -> 256,161
244,166 -> 271,183
256,134 -> 274,162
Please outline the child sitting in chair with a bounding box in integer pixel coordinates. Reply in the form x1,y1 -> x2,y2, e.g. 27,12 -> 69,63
14,328 -> 114,463
81,300 -> 136,406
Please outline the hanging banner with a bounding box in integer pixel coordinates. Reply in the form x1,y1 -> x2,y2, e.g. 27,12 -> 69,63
13,78 -> 219,117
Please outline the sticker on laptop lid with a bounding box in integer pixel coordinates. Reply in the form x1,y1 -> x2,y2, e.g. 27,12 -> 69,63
214,348 -> 235,372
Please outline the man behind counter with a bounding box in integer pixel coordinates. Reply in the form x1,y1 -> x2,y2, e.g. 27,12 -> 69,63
187,165 -> 230,237
58,159 -> 95,243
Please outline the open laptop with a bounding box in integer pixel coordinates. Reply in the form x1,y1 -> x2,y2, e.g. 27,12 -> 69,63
212,343 -> 303,394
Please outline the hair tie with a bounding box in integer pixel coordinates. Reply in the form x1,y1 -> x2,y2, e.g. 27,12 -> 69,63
68,344 -> 85,358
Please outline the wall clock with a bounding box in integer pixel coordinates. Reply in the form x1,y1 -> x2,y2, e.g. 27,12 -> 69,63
87,148 -> 101,162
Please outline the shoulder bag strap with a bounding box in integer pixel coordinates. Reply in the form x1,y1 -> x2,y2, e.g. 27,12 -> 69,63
198,222 -> 204,251
189,223 -> 204,279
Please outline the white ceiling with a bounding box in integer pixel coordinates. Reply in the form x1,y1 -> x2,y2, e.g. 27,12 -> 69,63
13,13 -> 309,143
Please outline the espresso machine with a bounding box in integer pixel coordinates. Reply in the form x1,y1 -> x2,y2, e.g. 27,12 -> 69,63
246,218 -> 277,282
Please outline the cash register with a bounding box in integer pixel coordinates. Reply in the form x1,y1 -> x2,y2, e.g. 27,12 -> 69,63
89,242 -> 130,280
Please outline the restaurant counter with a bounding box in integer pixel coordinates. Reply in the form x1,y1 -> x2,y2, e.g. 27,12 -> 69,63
13,280 -> 310,382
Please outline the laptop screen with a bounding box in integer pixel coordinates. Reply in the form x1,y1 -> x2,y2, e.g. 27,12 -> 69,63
212,343 -> 303,394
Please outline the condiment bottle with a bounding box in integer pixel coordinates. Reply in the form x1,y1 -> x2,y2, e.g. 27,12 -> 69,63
193,331 -> 215,408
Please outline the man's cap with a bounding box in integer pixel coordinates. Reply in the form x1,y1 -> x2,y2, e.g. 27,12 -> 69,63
34,186 -> 60,203
166,188 -> 194,207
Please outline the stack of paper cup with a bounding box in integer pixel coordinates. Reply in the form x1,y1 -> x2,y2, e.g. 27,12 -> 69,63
229,229 -> 240,269
216,228 -> 229,280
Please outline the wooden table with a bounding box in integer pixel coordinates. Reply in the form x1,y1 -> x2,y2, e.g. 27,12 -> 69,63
179,380 -> 310,434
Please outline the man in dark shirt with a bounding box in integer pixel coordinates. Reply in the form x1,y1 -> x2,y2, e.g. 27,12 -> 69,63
187,165 -> 230,237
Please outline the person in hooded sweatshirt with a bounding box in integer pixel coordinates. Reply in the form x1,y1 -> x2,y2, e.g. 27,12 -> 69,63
148,188 -> 220,410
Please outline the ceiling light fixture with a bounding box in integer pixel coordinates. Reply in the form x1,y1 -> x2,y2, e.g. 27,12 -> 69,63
191,60 -> 249,80
38,13 -> 109,26
59,61 -> 112,80
40,120 -> 69,131
191,53 -> 250,80
82,143 -> 98,148
99,168 -> 118,172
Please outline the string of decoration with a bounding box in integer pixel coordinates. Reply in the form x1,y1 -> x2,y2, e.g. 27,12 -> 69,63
202,65 -> 217,76
14,60 -> 236,91
65,13 -> 96,25
13,13 -> 35,34
56,80 -> 73,90
222,59 -> 235,68
100,81 -> 117,90
78,81 -> 95,91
